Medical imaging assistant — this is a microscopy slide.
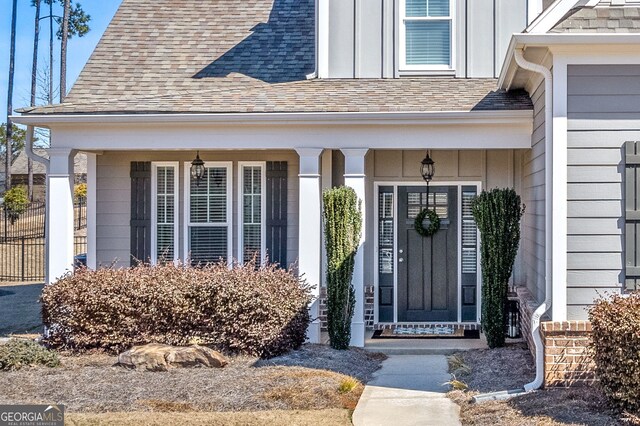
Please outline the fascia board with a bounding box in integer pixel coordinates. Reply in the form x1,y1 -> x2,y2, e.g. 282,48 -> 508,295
11,110 -> 532,127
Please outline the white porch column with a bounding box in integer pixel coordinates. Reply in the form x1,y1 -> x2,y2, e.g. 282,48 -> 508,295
46,148 -> 77,284
85,152 -> 97,270
296,148 -> 324,344
342,148 -> 368,348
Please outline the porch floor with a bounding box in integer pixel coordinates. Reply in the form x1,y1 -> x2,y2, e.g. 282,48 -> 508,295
363,330 -> 489,355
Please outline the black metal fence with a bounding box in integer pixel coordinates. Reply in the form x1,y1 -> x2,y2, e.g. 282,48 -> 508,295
1,202 -> 46,241
0,199 -> 86,242
0,236 -> 87,282
0,200 -> 88,282
75,198 -> 86,231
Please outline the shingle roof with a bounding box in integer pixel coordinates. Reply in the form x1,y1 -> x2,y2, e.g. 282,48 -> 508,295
551,6 -> 640,32
23,0 -> 532,115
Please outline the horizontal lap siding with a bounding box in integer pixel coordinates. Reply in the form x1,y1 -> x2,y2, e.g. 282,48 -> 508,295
521,79 -> 546,303
97,157 -> 130,268
565,65 -> 640,318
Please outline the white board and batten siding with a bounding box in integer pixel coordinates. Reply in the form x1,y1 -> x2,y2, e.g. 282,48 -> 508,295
324,0 -> 527,78
365,148 -> 524,287
566,64 -> 640,320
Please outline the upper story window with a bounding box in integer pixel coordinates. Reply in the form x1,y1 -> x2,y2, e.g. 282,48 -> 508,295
400,0 -> 454,72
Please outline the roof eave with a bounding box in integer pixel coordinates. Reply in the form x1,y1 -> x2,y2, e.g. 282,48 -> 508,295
499,33 -> 640,90
11,110 -> 533,128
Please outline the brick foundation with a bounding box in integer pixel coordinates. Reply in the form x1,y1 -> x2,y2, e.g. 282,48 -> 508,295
319,286 -> 375,332
541,320 -> 596,387
515,287 -> 595,387
515,286 -> 539,359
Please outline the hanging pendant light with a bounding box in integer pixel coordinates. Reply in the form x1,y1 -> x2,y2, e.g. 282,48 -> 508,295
420,150 -> 435,184
190,151 -> 206,186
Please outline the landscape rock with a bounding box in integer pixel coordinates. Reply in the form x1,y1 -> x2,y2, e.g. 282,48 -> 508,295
117,343 -> 228,371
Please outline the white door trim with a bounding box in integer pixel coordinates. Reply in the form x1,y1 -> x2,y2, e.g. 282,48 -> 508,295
373,180 -> 482,325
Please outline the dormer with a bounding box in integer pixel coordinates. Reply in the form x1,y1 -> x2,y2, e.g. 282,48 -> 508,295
317,0 -> 539,79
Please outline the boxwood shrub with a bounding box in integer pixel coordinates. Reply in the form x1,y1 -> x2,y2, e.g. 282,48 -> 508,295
41,262 -> 312,358
589,292 -> 640,411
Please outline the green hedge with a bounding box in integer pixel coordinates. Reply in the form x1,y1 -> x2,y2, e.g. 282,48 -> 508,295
471,188 -> 524,348
323,187 -> 362,350
41,262 -> 312,358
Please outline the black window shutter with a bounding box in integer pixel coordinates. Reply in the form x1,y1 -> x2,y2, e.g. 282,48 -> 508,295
266,161 -> 288,267
130,161 -> 152,266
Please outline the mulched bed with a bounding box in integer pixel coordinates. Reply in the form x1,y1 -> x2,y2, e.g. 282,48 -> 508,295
448,343 -> 628,426
449,342 -> 536,392
0,344 -> 384,413
255,344 -> 386,382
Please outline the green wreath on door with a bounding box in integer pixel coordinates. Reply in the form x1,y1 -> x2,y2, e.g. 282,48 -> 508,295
414,208 -> 440,237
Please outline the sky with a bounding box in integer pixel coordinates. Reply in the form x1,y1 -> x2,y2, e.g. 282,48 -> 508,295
0,0 -> 123,123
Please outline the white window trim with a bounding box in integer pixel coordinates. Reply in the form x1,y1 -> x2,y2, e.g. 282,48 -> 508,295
151,162 -> 180,265
399,0 -> 456,72
183,161 -> 233,266
237,162 -> 267,264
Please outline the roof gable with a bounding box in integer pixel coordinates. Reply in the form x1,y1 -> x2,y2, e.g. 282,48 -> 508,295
22,0 -> 532,115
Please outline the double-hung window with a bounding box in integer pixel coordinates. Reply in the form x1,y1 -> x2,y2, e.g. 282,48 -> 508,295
238,162 -> 266,264
185,162 -> 232,265
151,162 -> 179,264
400,0 -> 454,71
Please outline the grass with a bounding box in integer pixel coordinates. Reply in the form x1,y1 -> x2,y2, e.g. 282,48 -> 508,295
259,368 -> 364,411
338,377 -> 360,394
65,409 -> 352,425
447,344 -> 629,425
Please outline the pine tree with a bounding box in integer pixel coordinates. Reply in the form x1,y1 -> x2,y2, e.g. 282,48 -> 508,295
5,0 -> 18,191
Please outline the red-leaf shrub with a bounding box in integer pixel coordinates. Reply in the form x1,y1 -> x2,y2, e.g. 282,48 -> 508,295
41,262 -> 312,358
589,292 -> 640,411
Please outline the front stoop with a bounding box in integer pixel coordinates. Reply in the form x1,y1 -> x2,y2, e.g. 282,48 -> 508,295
363,330 -> 489,355
352,355 -> 461,426
372,323 -> 480,331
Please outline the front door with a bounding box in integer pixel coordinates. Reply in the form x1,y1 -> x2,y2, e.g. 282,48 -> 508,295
397,186 -> 458,322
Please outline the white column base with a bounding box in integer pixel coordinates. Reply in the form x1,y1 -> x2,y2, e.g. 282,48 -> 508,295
306,298 -> 322,344
350,322 -> 366,347
306,320 -> 322,344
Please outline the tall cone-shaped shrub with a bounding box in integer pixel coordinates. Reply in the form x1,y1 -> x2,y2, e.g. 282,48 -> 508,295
323,187 -> 362,350
471,188 -> 524,348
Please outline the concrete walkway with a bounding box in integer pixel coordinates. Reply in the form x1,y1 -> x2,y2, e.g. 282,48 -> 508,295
0,282 -> 44,336
353,355 -> 461,426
